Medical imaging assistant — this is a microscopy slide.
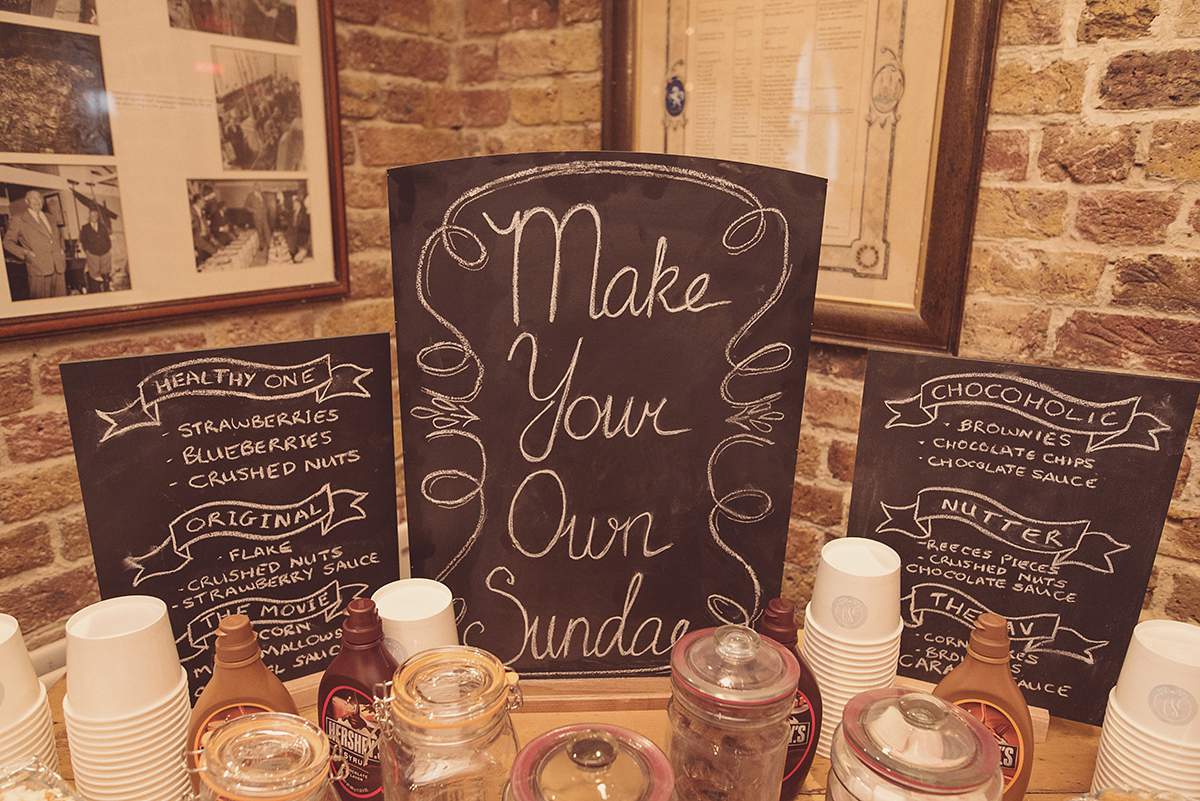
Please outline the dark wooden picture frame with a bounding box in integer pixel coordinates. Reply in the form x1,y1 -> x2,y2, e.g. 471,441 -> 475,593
0,0 -> 347,341
602,0 -> 1003,353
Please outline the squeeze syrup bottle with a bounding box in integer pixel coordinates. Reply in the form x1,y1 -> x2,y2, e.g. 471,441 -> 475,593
317,598 -> 398,801
187,614 -> 300,784
756,597 -> 823,798
932,612 -> 1035,801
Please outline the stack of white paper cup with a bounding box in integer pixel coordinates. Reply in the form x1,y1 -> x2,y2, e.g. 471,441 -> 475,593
0,614 -> 57,771
1092,619 -> 1200,798
799,537 -> 903,759
372,577 -> 459,665
62,596 -> 190,801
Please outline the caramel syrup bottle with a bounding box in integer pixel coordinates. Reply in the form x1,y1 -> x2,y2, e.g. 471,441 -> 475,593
757,598 -> 823,798
318,598 -> 398,801
187,614 -> 299,784
933,613 -> 1035,801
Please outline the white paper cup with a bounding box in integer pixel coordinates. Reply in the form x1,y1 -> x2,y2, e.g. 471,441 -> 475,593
809,538 -> 901,642
0,682 -> 50,747
1112,620 -> 1200,744
65,596 -> 182,721
1104,694 -> 1200,761
0,614 -> 42,728
372,578 -> 458,664
802,609 -> 903,655
62,669 -> 188,730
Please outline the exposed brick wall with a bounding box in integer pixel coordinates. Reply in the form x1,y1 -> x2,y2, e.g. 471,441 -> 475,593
2,0 -> 1198,655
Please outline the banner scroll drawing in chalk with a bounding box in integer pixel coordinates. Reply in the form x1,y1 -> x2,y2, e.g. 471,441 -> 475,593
61,333 -> 399,698
849,350 -> 1198,725
389,152 -> 827,678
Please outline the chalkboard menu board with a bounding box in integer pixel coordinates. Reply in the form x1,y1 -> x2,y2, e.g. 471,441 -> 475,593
849,350 -> 1199,725
61,334 -> 400,697
389,152 -> 826,677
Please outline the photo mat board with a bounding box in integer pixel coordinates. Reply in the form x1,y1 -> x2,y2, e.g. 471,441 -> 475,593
61,334 -> 399,696
390,151 -> 827,677
0,0 -> 345,338
849,350 -> 1199,725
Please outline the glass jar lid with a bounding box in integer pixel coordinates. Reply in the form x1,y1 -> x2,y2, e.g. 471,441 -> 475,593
840,689 -> 1001,792
506,724 -> 673,801
390,645 -> 519,728
198,712 -> 330,799
671,625 -> 799,705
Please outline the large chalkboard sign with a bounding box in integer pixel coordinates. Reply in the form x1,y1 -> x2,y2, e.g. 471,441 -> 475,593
389,152 -> 826,677
849,350 -> 1199,725
61,334 -> 400,697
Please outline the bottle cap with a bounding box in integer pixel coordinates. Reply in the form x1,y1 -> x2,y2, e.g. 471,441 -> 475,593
758,598 -> 799,647
341,598 -> 385,646
214,614 -> 262,667
967,613 -> 1011,662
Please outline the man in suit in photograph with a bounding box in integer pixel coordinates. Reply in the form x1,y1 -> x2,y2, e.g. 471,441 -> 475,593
3,189 -> 67,299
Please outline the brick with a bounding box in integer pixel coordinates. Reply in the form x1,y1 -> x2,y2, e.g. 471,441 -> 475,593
1100,50 -> 1200,109
968,243 -> 1105,302
463,88 -> 510,126
357,125 -> 461,166
0,462 -> 82,524
320,299 -> 397,338
981,130 -> 1029,181
1143,565 -> 1157,609
991,59 -> 1085,115
58,511 -> 92,561
345,208 -> 392,251
3,409 -> 74,463
807,344 -> 867,381
1164,510 -> 1200,560
380,82 -> 427,124
1147,120 -> 1200,180
466,0 -> 510,34
458,42 -> 499,84
1190,200 -> 1200,234
1038,124 -> 1135,183
0,564 -> 100,637
342,121 -> 357,166
343,30 -> 451,80
561,0 -> 602,23
430,88 -> 465,128
497,27 -> 602,78
348,253 -> 394,300
511,0 -> 558,30
378,0 -> 432,32
1165,572 -> 1200,623
958,297 -> 1050,357
790,481 -> 845,527
1112,254 -> 1200,314
511,81 -> 558,124
1175,452 -> 1192,499
784,522 -> 822,568
338,73 -> 380,119
343,169 -> 388,210
334,0 -> 382,24
0,521 -> 53,578
1053,311 -> 1200,373
1180,0 -> 1200,36
207,309 -> 317,348
1076,191 -> 1180,245
0,360 -> 34,416
1079,0 -> 1159,42
780,562 -> 814,608
38,334 -> 207,396
794,433 -> 820,477
999,0 -> 1062,45
560,75 -> 601,122
973,187 -> 1067,239
801,387 -> 861,433
827,439 -> 857,482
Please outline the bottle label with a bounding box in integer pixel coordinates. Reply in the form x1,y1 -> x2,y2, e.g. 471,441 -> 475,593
782,690 -> 816,781
193,702 -> 272,753
322,685 -> 383,798
955,699 -> 1025,790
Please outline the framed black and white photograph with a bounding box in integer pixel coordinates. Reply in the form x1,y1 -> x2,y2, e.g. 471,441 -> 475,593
0,0 -> 346,340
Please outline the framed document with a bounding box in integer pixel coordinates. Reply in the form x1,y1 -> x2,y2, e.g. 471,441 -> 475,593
604,0 -> 1002,352
0,0 -> 347,340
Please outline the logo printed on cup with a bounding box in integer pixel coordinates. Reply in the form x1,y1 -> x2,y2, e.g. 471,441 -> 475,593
1148,684 -> 1198,726
831,596 -> 868,630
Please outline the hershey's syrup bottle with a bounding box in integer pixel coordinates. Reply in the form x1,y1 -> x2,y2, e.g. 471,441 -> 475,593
933,612 -> 1035,801
757,598 -> 823,798
318,598 -> 399,801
